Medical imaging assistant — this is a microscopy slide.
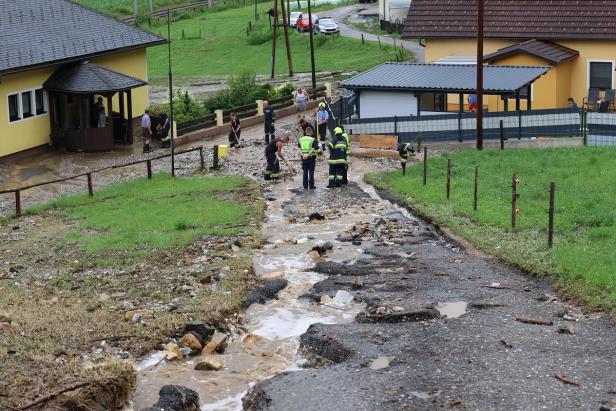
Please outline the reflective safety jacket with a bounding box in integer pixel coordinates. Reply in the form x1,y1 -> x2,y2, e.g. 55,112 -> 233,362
397,143 -> 416,163
298,136 -> 320,158
342,133 -> 351,156
327,134 -> 348,164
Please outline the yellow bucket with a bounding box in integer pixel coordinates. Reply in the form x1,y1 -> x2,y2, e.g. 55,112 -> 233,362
218,145 -> 229,157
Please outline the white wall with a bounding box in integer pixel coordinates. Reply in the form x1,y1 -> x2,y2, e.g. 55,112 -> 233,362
359,90 -> 418,118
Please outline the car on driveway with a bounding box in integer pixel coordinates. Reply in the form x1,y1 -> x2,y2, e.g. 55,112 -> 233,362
289,11 -> 302,28
296,13 -> 318,32
314,16 -> 339,34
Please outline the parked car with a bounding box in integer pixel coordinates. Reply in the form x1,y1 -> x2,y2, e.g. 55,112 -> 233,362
289,11 -> 302,28
296,13 -> 318,32
314,16 -> 339,34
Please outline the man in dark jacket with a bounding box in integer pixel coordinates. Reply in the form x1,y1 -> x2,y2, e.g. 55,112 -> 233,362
264,134 -> 289,181
264,100 -> 275,145
397,142 -> 416,175
326,131 -> 348,188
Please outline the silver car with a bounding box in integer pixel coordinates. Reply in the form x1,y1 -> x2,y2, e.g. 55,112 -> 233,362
315,17 -> 340,34
289,11 -> 302,28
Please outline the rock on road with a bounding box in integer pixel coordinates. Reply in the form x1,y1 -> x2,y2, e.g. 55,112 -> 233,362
325,4 -> 425,62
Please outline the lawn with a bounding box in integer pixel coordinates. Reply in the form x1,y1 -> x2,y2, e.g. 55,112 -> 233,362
366,147 -> 616,311
145,1 -> 410,77
76,0 -> 198,17
0,174 -> 263,408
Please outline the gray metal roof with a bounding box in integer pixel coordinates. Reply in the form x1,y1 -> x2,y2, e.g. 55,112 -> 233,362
43,61 -> 147,94
0,0 -> 166,75
341,63 -> 550,94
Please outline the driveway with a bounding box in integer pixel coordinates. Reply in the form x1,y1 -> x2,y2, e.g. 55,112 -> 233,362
325,4 -> 425,62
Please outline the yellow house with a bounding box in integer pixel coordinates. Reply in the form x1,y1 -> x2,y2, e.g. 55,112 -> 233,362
0,0 -> 165,159
402,0 -> 616,113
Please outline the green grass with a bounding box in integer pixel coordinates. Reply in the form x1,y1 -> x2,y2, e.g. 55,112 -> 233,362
145,1 -> 410,77
76,0 -> 197,17
349,20 -> 401,39
366,146 -> 616,311
27,173 -> 254,256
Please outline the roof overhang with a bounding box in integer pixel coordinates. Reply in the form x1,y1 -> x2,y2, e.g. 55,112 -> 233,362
341,63 -> 550,95
43,61 -> 147,94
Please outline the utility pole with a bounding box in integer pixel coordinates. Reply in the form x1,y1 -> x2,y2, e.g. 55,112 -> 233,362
307,0 -> 316,89
167,10 -> 175,176
270,0 -> 279,79
280,0 -> 294,76
134,0 -> 139,20
476,0 -> 484,150
287,0 -> 291,25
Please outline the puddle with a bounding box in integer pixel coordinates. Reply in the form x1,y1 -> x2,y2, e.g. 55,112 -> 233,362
17,166 -> 53,181
436,302 -> 468,319
369,356 -> 392,370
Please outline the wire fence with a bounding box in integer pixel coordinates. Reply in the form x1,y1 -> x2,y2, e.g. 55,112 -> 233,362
342,107 -> 616,146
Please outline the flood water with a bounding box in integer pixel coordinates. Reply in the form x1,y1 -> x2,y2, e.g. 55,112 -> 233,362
129,176 -> 372,410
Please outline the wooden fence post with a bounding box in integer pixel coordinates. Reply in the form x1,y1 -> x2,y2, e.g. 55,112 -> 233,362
361,33 -> 364,45
212,145 -> 220,169
511,173 -> 518,229
423,147 -> 427,186
200,147 -> 205,171
473,166 -> 478,211
446,158 -> 451,199
87,173 -> 93,196
147,160 -> 152,179
500,120 -> 504,150
548,182 -> 555,248
15,190 -> 21,218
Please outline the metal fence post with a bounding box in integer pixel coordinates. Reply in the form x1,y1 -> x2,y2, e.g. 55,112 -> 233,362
200,147 -> 205,171
473,166 -> 478,211
87,173 -> 93,196
212,145 -> 220,169
499,120 -> 504,150
446,158 -> 451,199
548,182 -> 555,248
147,160 -> 152,179
582,110 -> 588,146
339,98 -> 343,124
423,147 -> 427,186
394,115 -> 398,136
15,190 -> 21,218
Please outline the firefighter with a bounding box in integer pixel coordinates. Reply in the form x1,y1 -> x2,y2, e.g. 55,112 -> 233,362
263,100 -> 275,145
341,128 -> 351,184
298,126 -> 320,190
264,133 -> 289,181
326,129 -> 348,188
397,142 -> 416,175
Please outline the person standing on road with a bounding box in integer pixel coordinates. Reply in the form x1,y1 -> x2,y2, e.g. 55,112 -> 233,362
264,100 -> 276,145
294,87 -> 310,113
316,102 -> 329,151
333,127 -> 351,185
298,126 -> 320,190
229,112 -> 241,148
141,109 -> 152,153
326,129 -> 347,188
156,108 -> 171,149
264,133 -> 289,181
396,142 -> 416,175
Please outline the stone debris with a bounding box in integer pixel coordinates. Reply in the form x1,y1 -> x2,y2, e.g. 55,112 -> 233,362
195,356 -> 224,371
557,324 -> 576,335
243,334 -> 264,345
260,270 -> 285,281
202,332 -> 228,354
140,385 -> 200,411
332,290 -> 354,306
163,343 -> 183,361
181,321 -> 215,344
179,333 -> 203,352
124,309 -> 154,321
320,295 -> 333,304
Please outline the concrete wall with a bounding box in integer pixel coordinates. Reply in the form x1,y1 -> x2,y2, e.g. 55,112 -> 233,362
359,90 -> 418,118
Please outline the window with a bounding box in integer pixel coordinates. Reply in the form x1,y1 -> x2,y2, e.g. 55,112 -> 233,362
21,91 -> 33,118
419,93 -> 446,112
589,61 -> 613,90
35,89 -> 46,115
8,94 -> 20,122
6,87 -> 47,124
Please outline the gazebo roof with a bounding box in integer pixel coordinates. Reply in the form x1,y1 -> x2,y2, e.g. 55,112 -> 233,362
43,61 -> 147,94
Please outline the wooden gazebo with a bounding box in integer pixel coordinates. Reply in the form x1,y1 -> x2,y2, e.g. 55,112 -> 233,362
43,61 -> 147,152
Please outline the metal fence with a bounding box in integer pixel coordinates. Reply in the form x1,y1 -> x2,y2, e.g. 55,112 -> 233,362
343,108 -> 592,144
327,93 -> 357,133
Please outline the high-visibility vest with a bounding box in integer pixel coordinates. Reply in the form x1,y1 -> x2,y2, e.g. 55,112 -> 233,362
342,133 -> 351,155
299,136 -> 316,157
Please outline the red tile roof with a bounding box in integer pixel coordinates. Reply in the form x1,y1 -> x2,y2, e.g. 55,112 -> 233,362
403,0 -> 616,40
483,39 -> 579,64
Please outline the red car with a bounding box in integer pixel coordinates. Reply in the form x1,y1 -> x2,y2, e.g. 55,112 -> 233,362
296,13 -> 318,32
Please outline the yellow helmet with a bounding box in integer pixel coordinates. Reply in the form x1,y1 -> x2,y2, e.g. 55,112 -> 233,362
333,127 -> 343,135
319,102 -> 326,109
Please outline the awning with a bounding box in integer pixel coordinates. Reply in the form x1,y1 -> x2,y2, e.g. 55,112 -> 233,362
484,40 -> 579,65
43,61 -> 147,94
340,63 -> 550,94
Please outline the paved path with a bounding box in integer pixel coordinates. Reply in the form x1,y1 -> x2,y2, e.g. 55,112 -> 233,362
325,4 -> 425,62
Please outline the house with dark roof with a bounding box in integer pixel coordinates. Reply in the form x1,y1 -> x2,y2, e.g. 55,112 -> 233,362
402,0 -> 616,112
0,0 -> 166,158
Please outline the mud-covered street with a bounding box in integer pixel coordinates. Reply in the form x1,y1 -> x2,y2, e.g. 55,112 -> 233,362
3,116 -> 616,410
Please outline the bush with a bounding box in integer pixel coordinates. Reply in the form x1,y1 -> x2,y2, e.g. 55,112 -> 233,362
150,89 -> 208,123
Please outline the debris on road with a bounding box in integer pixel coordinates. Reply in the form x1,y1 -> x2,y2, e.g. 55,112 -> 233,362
515,316 -> 553,326
554,373 -> 581,387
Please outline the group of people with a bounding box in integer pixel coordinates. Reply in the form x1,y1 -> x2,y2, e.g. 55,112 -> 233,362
263,101 -> 351,189
140,107 -> 171,153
